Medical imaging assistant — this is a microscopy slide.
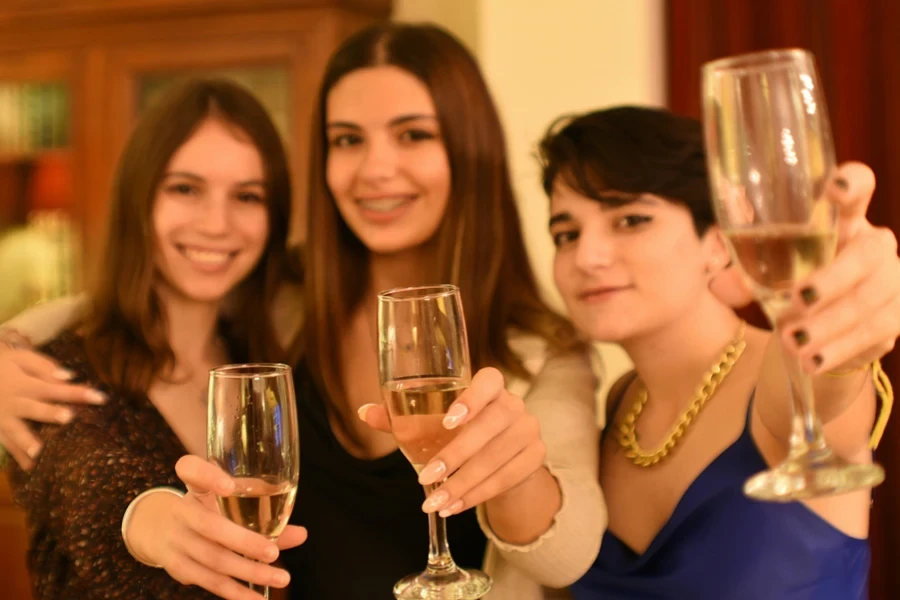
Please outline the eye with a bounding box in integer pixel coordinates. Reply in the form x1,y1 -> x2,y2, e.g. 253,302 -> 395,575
551,229 -> 579,248
398,128 -> 437,143
329,133 -> 363,148
615,214 -> 652,229
236,191 -> 265,204
167,183 -> 198,196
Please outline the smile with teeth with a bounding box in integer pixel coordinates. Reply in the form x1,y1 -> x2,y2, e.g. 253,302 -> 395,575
358,196 -> 415,213
178,245 -> 237,266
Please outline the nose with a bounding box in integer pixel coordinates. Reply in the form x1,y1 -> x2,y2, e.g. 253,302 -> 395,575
573,224 -> 615,273
357,134 -> 398,182
196,192 -> 231,236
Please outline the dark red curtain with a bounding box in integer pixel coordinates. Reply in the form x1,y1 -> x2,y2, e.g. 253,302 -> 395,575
667,1 -> 900,598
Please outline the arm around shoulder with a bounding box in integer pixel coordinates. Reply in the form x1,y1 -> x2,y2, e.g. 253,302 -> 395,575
2,294 -> 87,346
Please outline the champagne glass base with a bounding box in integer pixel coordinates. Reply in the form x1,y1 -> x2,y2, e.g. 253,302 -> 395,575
744,454 -> 885,502
393,568 -> 492,600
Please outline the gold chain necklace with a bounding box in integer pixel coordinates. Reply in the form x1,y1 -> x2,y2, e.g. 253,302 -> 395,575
616,321 -> 747,467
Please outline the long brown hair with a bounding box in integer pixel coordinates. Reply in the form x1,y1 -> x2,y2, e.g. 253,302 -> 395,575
303,23 -> 580,420
83,79 -> 292,394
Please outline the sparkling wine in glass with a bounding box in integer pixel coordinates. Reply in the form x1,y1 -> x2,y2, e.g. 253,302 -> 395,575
208,363 -> 300,599
702,48 -> 885,501
378,284 -> 492,600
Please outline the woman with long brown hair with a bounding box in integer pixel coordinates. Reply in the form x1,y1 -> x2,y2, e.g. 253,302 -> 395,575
0,24 -> 605,600
5,79 -> 308,599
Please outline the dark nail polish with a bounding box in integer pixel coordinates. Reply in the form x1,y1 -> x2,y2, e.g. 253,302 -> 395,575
800,287 -> 819,306
813,355 -> 824,367
835,177 -> 849,191
793,330 -> 810,347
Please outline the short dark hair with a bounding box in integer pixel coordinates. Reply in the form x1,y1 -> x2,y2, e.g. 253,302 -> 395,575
539,105 -> 714,235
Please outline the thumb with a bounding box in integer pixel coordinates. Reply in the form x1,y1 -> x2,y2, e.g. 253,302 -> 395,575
175,455 -> 235,500
358,403 -> 392,433
829,162 -> 876,246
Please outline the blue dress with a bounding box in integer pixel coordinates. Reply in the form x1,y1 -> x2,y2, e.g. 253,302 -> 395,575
572,383 -> 870,600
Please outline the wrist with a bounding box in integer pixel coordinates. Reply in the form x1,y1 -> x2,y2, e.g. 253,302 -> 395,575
0,327 -> 31,351
122,487 -> 184,568
485,466 -> 561,543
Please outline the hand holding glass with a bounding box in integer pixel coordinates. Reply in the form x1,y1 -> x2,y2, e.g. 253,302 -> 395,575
702,48 -> 884,500
208,363 -> 300,599
378,285 -> 492,599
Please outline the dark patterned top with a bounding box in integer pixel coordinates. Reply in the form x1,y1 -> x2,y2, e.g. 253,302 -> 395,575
8,332 -> 216,599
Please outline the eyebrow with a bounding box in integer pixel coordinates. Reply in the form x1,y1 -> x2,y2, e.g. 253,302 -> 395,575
548,213 -> 572,228
326,114 -> 439,130
163,172 -> 265,187
548,195 -> 660,228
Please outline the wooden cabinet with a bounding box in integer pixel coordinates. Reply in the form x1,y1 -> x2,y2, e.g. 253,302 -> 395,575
0,2 -> 391,597
0,0 -> 391,293
0,469 -> 31,600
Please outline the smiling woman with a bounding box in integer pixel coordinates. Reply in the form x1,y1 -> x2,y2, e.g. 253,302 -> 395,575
324,65 -> 451,257
541,105 -> 899,600
5,79 -> 306,600
153,120 -> 270,304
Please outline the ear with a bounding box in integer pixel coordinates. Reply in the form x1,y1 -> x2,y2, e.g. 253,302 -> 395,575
701,225 -> 731,276
702,225 -> 755,308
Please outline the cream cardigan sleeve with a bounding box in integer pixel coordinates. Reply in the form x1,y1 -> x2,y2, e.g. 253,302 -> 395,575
477,337 -> 607,589
2,294 -> 87,345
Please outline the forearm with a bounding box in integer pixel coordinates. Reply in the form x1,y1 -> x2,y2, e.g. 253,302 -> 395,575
483,466 -> 561,545
812,368 -> 874,425
759,338 -> 877,451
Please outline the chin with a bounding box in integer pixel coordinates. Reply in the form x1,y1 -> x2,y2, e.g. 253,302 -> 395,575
569,311 -> 637,344
361,233 -> 432,256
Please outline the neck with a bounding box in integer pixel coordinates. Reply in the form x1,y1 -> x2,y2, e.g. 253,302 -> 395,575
622,294 -> 742,405
156,284 -> 223,369
366,243 -> 435,302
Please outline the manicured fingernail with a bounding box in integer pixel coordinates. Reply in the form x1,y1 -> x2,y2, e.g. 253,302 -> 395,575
835,177 -> 849,191
54,369 -> 73,380
418,460 -> 447,485
442,403 -> 468,429
813,355 -> 824,368
357,403 -> 375,421
800,287 -> 819,306
422,490 -> 449,513
86,390 -> 107,404
439,500 -> 464,518
793,330 -> 809,347
27,444 -> 41,459
273,570 -> 290,586
56,408 -> 73,424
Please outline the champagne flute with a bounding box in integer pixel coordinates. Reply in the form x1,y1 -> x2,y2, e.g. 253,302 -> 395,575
208,363 -> 300,599
702,48 -> 885,500
377,284 -> 492,600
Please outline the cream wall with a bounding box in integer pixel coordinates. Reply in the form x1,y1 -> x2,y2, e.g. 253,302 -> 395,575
393,0 -> 666,405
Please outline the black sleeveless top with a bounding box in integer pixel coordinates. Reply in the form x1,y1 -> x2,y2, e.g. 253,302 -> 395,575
281,363 -> 487,599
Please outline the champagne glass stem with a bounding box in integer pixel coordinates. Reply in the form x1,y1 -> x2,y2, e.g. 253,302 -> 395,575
248,557 -> 270,599
779,333 -> 830,460
424,483 -> 458,575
